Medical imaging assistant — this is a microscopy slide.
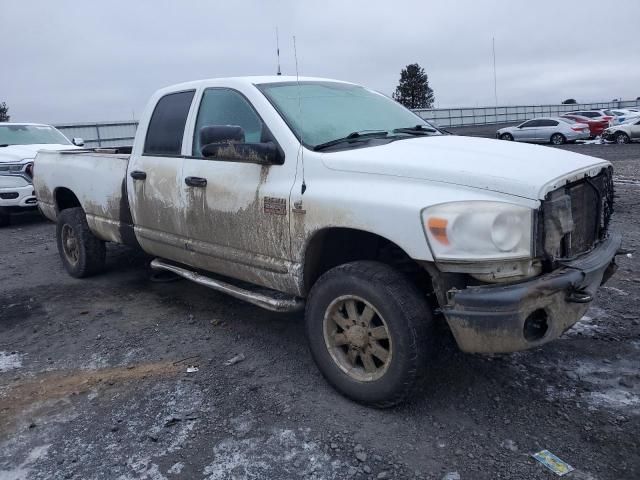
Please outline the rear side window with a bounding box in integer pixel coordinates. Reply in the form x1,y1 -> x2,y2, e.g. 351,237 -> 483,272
144,90 -> 195,155
539,120 -> 558,127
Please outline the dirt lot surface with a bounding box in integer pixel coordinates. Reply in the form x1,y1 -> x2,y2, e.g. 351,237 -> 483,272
1,142 -> 639,480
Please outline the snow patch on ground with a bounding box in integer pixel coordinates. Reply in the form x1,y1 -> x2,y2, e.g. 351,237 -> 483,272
0,351 -> 23,372
600,286 -> 629,296
565,315 -> 602,337
167,462 -> 184,475
554,358 -> 640,413
564,306 -> 610,338
203,428 -> 339,480
0,444 -> 51,480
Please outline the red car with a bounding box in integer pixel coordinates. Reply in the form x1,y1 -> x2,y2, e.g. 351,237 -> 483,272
560,114 -> 609,138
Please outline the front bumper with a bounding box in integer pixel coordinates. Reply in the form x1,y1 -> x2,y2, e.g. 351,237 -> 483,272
443,233 -> 622,353
0,183 -> 37,209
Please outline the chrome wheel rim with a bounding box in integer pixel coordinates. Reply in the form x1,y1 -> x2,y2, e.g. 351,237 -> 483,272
552,134 -> 562,144
616,134 -> 627,144
323,295 -> 393,382
61,224 -> 80,265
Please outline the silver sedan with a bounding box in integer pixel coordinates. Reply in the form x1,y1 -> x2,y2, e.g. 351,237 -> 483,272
496,117 -> 590,145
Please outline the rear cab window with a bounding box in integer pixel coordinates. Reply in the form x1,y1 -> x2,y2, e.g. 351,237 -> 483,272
144,90 -> 195,156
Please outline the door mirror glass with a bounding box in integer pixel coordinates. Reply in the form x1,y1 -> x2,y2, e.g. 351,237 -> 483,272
72,137 -> 85,146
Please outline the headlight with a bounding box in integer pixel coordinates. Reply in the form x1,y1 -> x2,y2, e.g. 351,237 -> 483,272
422,201 -> 533,261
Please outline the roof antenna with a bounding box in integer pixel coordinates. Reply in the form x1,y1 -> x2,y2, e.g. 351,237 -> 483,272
294,35 -> 306,195
276,27 -> 281,76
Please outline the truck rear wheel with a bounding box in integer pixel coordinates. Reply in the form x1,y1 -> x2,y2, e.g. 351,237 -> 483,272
56,207 -> 106,278
305,261 -> 433,408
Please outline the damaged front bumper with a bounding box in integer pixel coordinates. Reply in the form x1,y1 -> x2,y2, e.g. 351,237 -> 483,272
443,233 -> 622,354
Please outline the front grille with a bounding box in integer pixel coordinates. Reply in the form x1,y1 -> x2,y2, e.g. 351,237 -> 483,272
540,167 -> 614,260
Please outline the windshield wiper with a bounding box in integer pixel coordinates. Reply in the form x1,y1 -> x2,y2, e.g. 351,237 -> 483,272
313,130 -> 389,151
392,125 -> 437,135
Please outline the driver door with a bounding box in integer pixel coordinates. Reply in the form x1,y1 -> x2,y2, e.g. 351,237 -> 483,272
180,87 -> 293,289
514,120 -> 539,142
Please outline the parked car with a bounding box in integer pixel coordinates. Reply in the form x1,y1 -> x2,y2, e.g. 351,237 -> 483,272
496,117 -> 590,144
560,114 -> 608,138
34,76 -> 620,407
566,110 -> 614,124
603,109 -> 640,125
602,117 -> 640,143
0,123 -> 83,226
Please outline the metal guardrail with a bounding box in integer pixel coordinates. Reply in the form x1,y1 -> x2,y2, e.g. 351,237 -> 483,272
415,99 -> 640,128
54,99 -> 640,146
54,121 -> 138,148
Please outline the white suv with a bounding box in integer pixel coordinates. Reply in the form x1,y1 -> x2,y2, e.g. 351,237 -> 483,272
0,123 -> 82,226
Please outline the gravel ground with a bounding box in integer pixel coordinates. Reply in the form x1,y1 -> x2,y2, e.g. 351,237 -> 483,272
1,141 -> 639,480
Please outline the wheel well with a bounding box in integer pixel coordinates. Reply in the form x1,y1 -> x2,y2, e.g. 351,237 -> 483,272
54,187 -> 81,212
302,228 -> 433,296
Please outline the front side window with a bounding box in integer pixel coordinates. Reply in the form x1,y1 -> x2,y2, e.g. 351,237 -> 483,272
520,120 -> 537,128
144,90 -> 195,155
258,81 -> 440,148
192,88 -> 264,157
0,125 -> 71,146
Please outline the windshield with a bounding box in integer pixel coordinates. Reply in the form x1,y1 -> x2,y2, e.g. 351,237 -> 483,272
257,81 -> 440,148
0,125 -> 71,146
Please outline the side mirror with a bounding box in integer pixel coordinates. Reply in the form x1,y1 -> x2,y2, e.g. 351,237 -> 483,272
202,141 -> 278,165
72,137 -> 85,146
200,125 -> 245,145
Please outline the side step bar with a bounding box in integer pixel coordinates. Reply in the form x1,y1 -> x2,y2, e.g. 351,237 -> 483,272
150,258 -> 305,313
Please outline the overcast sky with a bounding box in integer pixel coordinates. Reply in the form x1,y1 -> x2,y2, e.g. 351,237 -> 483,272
2,0 -> 640,124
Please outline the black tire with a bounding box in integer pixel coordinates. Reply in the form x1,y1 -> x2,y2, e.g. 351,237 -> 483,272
500,133 -> 514,141
0,208 -> 9,227
56,207 -> 106,278
550,133 -> 566,145
305,261 -> 434,408
615,132 -> 630,144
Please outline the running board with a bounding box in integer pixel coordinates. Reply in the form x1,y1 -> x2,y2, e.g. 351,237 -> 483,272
150,258 -> 305,313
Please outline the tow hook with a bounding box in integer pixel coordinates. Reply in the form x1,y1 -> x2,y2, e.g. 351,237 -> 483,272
566,289 -> 593,304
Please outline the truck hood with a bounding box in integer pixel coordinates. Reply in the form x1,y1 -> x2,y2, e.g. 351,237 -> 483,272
0,144 -> 78,164
320,135 -> 610,200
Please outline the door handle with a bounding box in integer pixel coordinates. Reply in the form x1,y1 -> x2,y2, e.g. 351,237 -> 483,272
185,176 -> 207,188
130,170 -> 147,180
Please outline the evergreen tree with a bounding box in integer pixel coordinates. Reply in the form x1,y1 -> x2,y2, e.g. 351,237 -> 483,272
392,64 -> 434,109
0,102 -> 9,122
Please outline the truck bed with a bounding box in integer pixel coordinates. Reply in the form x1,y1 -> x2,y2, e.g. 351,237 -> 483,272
34,149 -> 135,245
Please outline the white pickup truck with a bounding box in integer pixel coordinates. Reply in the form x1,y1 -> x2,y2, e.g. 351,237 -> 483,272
0,123 -> 83,226
34,76 -> 621,407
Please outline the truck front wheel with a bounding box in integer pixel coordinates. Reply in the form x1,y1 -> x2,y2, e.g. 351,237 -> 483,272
305,261 -> 433,408
56,207 -> 106,278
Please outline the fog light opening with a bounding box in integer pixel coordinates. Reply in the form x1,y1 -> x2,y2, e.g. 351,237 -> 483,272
524,309 -> 548,342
